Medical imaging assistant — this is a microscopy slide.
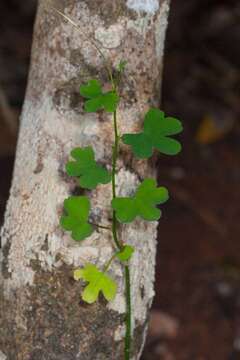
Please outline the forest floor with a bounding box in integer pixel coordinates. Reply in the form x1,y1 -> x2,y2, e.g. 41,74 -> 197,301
0,1 -> 239,359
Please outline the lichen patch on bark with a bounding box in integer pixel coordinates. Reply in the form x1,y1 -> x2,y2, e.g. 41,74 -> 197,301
83,0 -> 137,27
94,23 -> 125,49
127,0 -> 160,14
0,351 -> 7,360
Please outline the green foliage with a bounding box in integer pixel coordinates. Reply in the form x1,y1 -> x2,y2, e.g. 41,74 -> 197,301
59,62 -> 182,359
116,245 -> 134,262
66,146 -> 111,189
80,79 -> 119,113
112,178 -> 169,223
122,108 -> 183,158
60,196 -> 93,241
73,264 -> 117,304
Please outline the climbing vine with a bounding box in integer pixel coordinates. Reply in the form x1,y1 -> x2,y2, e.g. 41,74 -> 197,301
55,7 -> 183,360
60,70 -> 182,359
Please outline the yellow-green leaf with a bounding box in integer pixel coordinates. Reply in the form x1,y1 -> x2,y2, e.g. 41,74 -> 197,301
73,264 -> 117,304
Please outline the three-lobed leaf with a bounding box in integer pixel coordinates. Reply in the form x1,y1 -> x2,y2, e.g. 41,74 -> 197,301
116,245 -> 134,262
80,79 -> 119,113
74,264 -> 117,304
60,196 -> 93,241
66,146 -> 111,190
122,108 -> 183,158
112,178 -> 169,223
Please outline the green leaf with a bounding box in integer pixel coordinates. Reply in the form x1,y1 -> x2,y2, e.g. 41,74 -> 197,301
116,245 -> 134,261
60,196 -> 93,241
79,79 -> 102,98
73,264 -> 117,304
122,108 -> 183,158
66,146 -> 111,189
80,79 -> 119,113
112,178 -> 169,223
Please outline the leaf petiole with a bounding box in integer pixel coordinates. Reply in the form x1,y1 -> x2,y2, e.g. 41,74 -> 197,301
103,253 -> 118,273
90,222 -> 111,231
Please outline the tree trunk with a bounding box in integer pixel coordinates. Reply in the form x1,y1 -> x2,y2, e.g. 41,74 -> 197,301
0,0 -> 170,358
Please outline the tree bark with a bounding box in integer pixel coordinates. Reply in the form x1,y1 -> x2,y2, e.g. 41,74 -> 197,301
0,0 -> 170,359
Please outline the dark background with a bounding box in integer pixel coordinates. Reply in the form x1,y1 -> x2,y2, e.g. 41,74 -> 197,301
0,1 -> 239,359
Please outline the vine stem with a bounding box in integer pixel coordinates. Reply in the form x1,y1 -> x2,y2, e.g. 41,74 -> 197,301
111,109 -> 132,360
124,265 -> 131,359
111,110 -> 122,250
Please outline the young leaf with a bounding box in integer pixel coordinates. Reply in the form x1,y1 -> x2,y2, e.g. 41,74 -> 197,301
116,245 -> 134,262
80,79 -> 119,113
66,146 -> 111,189
122,108 -> 183,158
73,264 -> 117,304
112,178 -> 169,223
60,196 -> 93,241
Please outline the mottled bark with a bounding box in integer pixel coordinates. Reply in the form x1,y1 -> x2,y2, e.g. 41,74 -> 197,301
0,0 -> 170,358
